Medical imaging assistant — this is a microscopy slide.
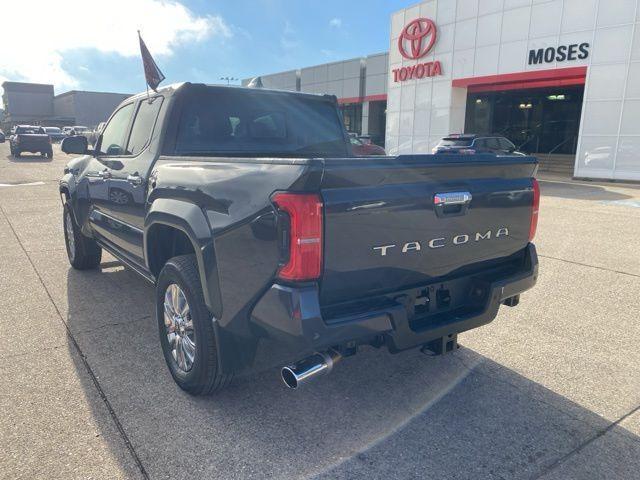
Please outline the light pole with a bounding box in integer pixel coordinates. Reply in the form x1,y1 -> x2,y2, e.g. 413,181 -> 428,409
220,77 -> 239,85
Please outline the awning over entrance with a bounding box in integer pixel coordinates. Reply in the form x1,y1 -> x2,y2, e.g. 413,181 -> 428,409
452,66 -> 587,93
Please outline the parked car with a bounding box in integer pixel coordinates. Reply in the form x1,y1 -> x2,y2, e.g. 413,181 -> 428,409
88,123 -> 106,146
9,125 -> 53,158
0,129 -> 5,143
350,136 -> 386,156
43,126 -> 66,143
433,134 -> 525,156
62,126 -> 74,136
60,83 -> 539,395
70,125 -> 89,136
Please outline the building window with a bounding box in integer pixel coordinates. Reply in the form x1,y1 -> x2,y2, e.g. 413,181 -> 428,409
340,103 -> 362,135
367,100 -> 387,147
465,86 -> 584,155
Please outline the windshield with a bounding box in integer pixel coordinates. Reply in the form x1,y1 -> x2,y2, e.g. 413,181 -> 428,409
16,127 -> 44,134
74,126 -> 88,132
45,127 -> 61,133
174,88 -> 348,158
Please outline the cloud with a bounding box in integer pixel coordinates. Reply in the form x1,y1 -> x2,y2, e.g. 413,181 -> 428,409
0,0 -> 230,94
329,18 -> 342,28
281,20 -> 298,51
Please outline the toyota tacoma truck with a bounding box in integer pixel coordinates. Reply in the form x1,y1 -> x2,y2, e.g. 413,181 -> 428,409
10,125 -> 53,158
59,83 -> 539,395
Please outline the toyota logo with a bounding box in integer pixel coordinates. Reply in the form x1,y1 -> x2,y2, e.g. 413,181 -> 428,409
398,18 -> 437,60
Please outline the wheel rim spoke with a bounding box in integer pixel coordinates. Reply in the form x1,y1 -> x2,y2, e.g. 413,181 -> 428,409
163,283 -> 195,372
65,212 -> 75,261
182,335 -> 196,364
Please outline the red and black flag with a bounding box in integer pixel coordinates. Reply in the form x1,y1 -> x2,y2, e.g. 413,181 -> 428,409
138,31 -> 165,91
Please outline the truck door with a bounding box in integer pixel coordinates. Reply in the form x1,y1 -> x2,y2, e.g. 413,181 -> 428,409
96,96 -> 163,267
86,102 -> 135,252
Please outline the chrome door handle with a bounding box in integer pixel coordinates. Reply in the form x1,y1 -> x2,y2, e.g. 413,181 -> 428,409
98,170 -> 112,179
127,174 -> 143,186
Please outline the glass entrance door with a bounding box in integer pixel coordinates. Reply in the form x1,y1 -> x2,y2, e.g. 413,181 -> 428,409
465,86 -> 584,155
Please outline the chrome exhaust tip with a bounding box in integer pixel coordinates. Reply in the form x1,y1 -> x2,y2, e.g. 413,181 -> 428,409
281,349 -> 342,389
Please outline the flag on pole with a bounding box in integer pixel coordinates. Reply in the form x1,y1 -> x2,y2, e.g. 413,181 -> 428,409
138,31 -> 165,92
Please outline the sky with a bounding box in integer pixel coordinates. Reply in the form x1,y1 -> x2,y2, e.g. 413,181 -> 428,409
1,0 -> 410,96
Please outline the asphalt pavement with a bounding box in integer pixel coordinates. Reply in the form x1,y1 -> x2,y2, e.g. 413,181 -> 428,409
1,143 -> 639,479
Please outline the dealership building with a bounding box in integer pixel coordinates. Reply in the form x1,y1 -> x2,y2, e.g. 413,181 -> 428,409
245,0 -> 640,181
1,81 -> 131,130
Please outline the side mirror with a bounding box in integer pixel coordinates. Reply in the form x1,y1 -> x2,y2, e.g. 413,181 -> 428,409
61,135 -> 89,155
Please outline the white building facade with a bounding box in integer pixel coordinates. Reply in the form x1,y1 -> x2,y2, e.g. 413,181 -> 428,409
387,0 -> 640,180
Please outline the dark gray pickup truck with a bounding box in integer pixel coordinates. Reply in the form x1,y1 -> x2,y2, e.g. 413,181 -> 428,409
10,125 -> 53,158
59,83 -> 539,395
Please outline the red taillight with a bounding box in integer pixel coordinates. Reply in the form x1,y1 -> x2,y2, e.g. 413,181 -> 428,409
529,178 -> 540,241
272,192 -> 323,281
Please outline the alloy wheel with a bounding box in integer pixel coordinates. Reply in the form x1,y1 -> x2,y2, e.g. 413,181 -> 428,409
163,283 -> 196,372
65,210 -> 76,262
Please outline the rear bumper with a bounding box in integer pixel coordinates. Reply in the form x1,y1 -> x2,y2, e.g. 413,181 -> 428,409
250,244 -> 538,360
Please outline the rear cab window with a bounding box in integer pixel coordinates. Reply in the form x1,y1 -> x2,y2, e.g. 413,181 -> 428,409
172,87 -> 348,158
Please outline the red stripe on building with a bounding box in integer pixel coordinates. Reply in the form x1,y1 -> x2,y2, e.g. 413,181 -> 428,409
338,94 -> 388,104
452,66 -> 587,93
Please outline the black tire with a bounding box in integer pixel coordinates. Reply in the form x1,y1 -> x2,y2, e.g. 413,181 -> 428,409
156,255 -> 231,395
45,150 -> 53,159
63,203 -> 102,269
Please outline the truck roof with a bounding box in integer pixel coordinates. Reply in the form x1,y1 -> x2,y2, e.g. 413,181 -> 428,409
126,82 -> 336,104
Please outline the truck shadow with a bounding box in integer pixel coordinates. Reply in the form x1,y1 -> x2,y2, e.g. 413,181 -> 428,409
5,153 -> 52,163
539,179 -> 636,201
65,264 -> 640,480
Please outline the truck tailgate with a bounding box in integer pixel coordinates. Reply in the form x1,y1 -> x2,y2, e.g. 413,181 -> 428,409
17,134 -> 50,149
319,154 -> 537,306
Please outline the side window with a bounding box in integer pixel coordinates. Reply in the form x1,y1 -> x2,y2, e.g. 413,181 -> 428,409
485,137 -> 501,150
98,103 -> 135,156
499,137 -> 516,151
473,139 -> 487,149
126,97 -> 164,155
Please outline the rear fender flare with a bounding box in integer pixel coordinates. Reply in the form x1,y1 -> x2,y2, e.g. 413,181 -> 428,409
145,199 -> 222,318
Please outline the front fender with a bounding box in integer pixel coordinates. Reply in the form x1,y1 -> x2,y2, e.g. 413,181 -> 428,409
59,173 -> 76,201
145,198 -> 222,318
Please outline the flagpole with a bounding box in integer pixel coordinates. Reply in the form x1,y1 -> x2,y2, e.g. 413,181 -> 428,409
138,29 -> 165,99
138,30 -> 151,103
